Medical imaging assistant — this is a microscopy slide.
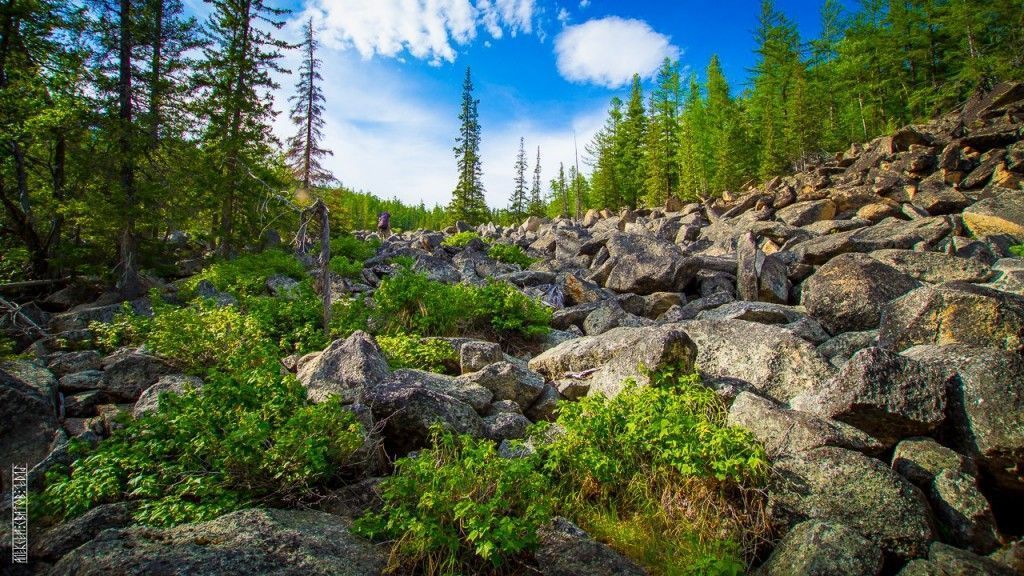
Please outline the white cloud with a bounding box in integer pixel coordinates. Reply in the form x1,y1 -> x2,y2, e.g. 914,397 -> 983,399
554,16 -> 679,88
556,7 -> 570,26
578,0 -> 590,7
304,0 -> 535,65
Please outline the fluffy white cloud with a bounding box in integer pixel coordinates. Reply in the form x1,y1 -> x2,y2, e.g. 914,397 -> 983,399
578,0 -> 590,7
305,0 -> 534,65
554,16 -> 679,88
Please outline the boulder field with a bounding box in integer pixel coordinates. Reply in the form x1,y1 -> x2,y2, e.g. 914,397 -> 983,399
4,82 -> 1024,575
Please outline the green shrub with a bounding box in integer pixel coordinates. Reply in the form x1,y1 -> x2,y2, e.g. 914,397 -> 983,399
0,245 -> 30,282
487,243 -> 535,268
1010,244 -> 1024,257
353,426 -> 553,575
331,234 -> 380,262
184,249 -> 306,298
328,255 -> 364,279
473,280 -> 551,338
41,367 -> 366,527
244,281 -> 330,355
329,296 -> 372,339
533,365 -> 769,575
91,297 -> 276,373
377,335 -> 457,374
442,231 -> 484,247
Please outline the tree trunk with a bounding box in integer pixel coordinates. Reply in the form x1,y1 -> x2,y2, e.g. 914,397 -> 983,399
118,0 -> 142,297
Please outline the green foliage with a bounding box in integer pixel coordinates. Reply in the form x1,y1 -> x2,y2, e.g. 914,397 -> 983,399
377,335 -> 457,374
442,231 -> 484,248
185,250 -> 307,298
1010,244 -> 1024,257
0,246 -> 30,283
244,281 -> 330,355
541,366 -> 767,494
41,366 -> 366,527
353,426 -> 554,575
328,255 -> 364,279
330,234 -> 380,261
370,268 -> 550,340
487,243 -> 535,268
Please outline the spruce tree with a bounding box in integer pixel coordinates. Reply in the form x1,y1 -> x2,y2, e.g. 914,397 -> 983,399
586,97 -> 623,210
449,66 -> 486,224
528,145 -> 544,216
643,58 -> 681,206
286,17 -> 334,191
677,74 -> 709,199
509,136 -> 527,220
549,162 -> 568,218
618,74 -> 647,209
197,0 -> 290,256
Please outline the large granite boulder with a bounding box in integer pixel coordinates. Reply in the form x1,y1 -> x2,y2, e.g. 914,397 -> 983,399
98,351 -> 174,402
756,520 -> 883,576
802,253 -> 920,335
529,324 -> 696,398
901,344 -> 1024,491
962,188 -> 1024,242
897,542 -> 1017,576
791,347 -> 948,447
364,383 -> 486,454
769,446 -> 935,563
456,361 -> 545,408
297,331 -> 392,403
535,517 -> 647,576
132,374 -> 203,417
867,250 -> 994,284
1,367 -> 62,493
671,319 -> 836,404
47,508 -> 386,576
599,233 -> 697,295
879,282 -> 1024,352
790,216 -> 952,266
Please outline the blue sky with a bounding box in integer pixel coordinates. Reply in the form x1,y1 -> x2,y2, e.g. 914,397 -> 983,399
185,1 -> 849,208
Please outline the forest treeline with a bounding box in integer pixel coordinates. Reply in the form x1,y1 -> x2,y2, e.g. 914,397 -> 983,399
566,0 -> 1024,216
2,0 -> 1023,283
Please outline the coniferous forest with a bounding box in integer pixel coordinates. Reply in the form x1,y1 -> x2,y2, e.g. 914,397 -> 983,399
4,1 -> 1024,575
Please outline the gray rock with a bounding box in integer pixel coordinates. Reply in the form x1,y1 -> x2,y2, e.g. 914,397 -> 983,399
929,469 -> 999,554
737,232 -> 791,304
97,351 -> 173,402
133,374 -> 204,417
1,367 -> 62,492
784,317 -> 833,345
776,199 -> 838,227
868,250 -> 994,284
897,542 -> 1017,576
387,369 -> 492,413
46,350 -> 102,376
51,297 -> 154,332
816,330 -> 879,369
642,292 -> 684,319
659,291 -> 734,322
265,274 -> 301,297
879,282 -> 1024,352
769,446 -> 935,562
582,303 -> 653,335
58,369 -> 104,393
456,361 -> 543,408
535,517 -> 647,576
756,520 -> 882,576
802,253 -> 921,335
524,384 -> 562,422
962,188 -> 1024,243
601,233 -> 697,295
529,324 -> 696,398
697,301 -> 806,325
459,340 -> 503,374
47,508 -> 386,576
671,319 -> 835,404
892,437 -> 977,488
483,412 -> 531,441
193,279 -> 238,307
365,383 -> 486,454
901,344 -> 1024,491
31,502 -> 130,562
791,347 -> 947,447
790,216 -> 952,266
297,331 -> 392,403
728,392 -> 883,458
64,390 -> 104,417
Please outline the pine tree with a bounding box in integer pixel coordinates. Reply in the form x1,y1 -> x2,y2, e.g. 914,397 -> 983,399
449,66 -> 486,224
197,0 -> 291,256
586,96 -> 623,210
528,145 -> 544,216
618,74 -> 647,209
705,55 -> 747,194
509,136 -> 527,220
286,17 -> 334,191
677,74 -> 709,199
549,162 -> 568,218
643,58 -> 681,206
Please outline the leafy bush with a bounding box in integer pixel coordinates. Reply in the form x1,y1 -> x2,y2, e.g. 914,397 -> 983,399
534,365 -> 768,575
91,297 -> 275,373
328,255 -> 364,279
487,243 -> 535,268
369,268 -> 550,339
331,234 -> 380,262
0,245 -> 30,282
245,281 -> 330,355
353,426 -> 553,575
377,335 -> 457,374
442,231 -> 484,247
41,366 -> 366,527
1011,244 -> 1024,257
184,249 -> 306,298
474,280 -> 551,338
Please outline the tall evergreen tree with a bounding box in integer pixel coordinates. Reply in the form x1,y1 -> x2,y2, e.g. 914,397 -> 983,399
549,162 -> 567,218
286,17 -> 333,191
677,74 -> 709,199
509,136 -> 527,220
618,74 -> 646,209
449,66 -> 486,224
528,145 -> 544,216
643,58 -> 681,206
586,96 -> 623,210
197,0 -> 290,256
705,55 -> 747,193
